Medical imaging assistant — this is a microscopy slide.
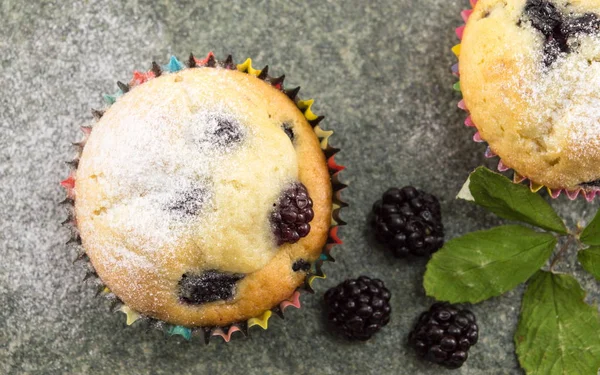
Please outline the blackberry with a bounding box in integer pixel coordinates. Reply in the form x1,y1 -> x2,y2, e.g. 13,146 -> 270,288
542,36 -> 567,67
282,122 -> 294,141
409,302 -> 479,369
179,271 -> 244,304
292,259 -> 311,272
522,0 -> 600,67
561,13 -> 600,37
524,0 -> 562,36
371,186 -> 444,257
324,276 -> 391,341
523,0 -> 567,66
213,118 -> 243,146
271,183 -> 314,245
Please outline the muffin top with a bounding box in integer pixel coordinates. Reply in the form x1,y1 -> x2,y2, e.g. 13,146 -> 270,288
460,0 -> 600,190
75,65 -> 332,327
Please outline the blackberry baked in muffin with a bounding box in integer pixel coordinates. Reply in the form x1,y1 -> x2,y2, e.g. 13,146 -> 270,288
63,54 -> 340,330
459,0 -> 600,192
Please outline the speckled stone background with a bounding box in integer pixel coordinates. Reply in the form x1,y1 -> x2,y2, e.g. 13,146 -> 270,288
1,1 -> 599,374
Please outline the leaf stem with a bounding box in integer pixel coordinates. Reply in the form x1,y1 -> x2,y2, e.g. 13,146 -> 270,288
550,236 -> 574,271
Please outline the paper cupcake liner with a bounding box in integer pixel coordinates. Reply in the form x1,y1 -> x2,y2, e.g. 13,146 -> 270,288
61,53 -> 347,343
452,1 -> 599,201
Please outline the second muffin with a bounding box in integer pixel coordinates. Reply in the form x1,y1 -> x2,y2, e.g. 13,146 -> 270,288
459,0 -> 600,192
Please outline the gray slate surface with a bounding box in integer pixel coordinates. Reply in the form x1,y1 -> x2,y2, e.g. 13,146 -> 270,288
1,0 -> 599,374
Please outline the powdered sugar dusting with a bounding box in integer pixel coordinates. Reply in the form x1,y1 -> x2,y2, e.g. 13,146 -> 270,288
519,33 -> 600,159
76,68 -> 299,286
486,22 -> 600,165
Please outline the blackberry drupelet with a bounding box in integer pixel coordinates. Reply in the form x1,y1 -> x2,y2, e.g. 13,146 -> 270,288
324,276 -> 391,341
409,302 -> 479,369
371,186 -> 444,257
271,183 -> 314,245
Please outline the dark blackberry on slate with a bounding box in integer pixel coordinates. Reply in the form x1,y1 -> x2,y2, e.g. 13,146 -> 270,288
271,183 -> 314,245
324,276 -> 391,341
179,271 -> 245,304
409,302 -> 479,369
371,186 -> 444,257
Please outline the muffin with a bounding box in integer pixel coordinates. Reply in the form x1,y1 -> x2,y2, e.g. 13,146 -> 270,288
61,53 -> 345,340
456,0 -> 600,198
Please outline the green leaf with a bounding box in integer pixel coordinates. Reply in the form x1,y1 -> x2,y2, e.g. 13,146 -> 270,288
578,246 -> 600,281
424,225 -> 556,303
580,210 -> 600,246
458,167 -> 568,234
515,271 -> 600,375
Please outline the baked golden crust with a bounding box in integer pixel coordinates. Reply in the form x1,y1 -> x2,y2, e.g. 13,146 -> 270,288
75,67 -> 332,326
460,0 -> 600,189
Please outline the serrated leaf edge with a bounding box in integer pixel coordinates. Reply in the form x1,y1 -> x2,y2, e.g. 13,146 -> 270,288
468,167 -> 568,235
424,226 -> 557,304
580,210 -> 600,246
515,271 -> 600,375
578,246 -> 600,282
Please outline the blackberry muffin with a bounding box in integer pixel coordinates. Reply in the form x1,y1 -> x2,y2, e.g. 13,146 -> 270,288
459,0 -> 600,192
63,54 -> 341,330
